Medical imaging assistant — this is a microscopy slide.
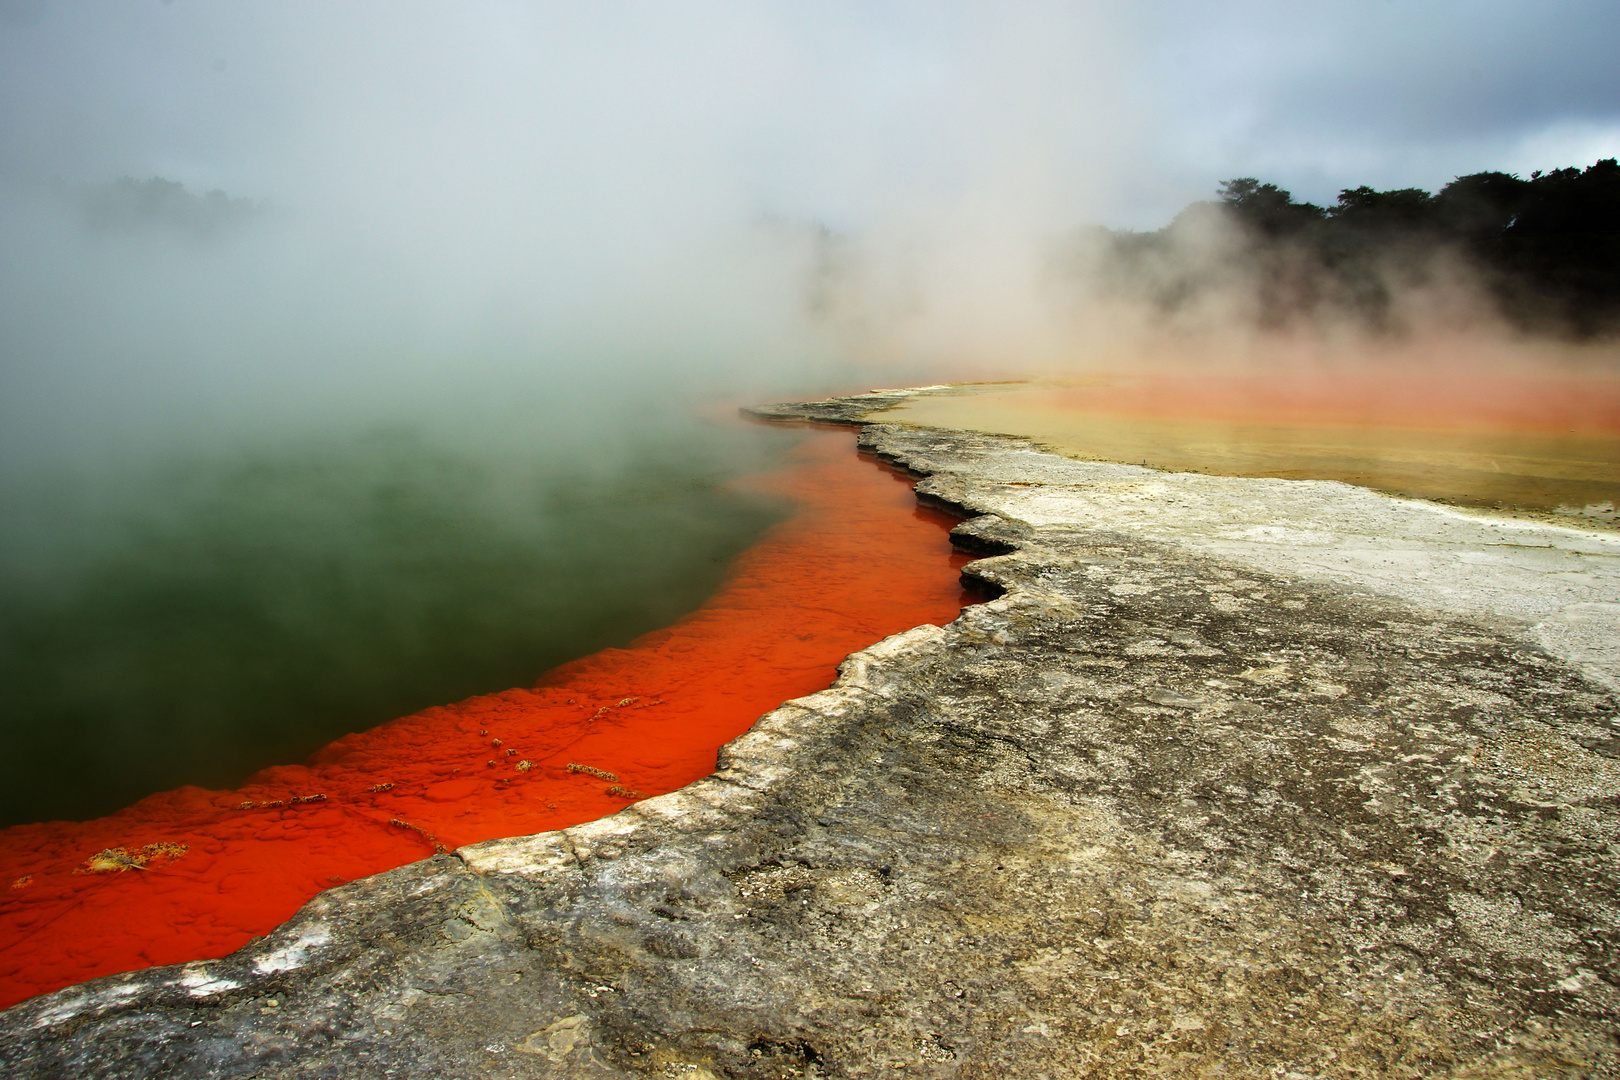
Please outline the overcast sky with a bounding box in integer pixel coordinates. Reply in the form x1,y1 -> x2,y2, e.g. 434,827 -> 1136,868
3,1 -> 1615,225
0,1 -> 1616,462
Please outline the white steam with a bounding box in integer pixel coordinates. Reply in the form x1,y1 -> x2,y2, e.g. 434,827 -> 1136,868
1,0 -> 1616,473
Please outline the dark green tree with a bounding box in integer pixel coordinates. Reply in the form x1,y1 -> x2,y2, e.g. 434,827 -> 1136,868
1217,178 -> 1326,236
1097,159 -> 1620,337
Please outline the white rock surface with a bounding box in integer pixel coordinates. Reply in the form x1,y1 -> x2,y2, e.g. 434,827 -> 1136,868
891,432 -> 1620,690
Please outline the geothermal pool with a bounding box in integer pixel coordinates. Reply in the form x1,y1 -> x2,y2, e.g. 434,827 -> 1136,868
889,371 -> 1620,522
7,367 -> 1615,1010
0,427 -> 981,1009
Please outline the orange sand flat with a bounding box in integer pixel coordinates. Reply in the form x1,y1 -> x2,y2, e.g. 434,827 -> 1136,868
1037,370 -> 1620,434
891,371 -> 1620,514
0,428 -> 979,1009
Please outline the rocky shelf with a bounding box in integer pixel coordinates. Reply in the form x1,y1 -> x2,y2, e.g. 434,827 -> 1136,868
2,394 -> 1618,1078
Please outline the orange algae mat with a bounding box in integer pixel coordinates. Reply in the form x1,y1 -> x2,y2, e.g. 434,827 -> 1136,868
1025,369 -> 1620,432
0,427 -> 981,1009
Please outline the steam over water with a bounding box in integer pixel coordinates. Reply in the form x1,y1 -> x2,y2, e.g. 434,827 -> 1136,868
0,7 -> 846,827
0,149 -> 823,828
2,3 -> 1617,831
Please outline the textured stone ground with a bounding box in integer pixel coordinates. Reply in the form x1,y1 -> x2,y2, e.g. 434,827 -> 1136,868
2,396 -> 1617,1078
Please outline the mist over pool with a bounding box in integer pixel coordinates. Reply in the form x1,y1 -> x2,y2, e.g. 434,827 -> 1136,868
2,1 -> 1617,834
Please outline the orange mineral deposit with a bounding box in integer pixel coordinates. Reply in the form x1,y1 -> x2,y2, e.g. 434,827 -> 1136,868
0,426 -> 981,1009
890,369 -> 1620,514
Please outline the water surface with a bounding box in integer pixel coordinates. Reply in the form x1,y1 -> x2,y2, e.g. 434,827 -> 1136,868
0,420 -> 798,827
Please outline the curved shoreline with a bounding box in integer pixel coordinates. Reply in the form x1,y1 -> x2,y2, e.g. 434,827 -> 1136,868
3,396 -> 1618,1077
0,426 -> 976,1008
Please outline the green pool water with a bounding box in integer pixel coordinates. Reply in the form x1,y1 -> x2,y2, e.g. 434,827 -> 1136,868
0,419 -> 801,827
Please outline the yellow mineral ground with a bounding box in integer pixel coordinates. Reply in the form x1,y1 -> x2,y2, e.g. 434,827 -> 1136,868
888,369 -> 1620,522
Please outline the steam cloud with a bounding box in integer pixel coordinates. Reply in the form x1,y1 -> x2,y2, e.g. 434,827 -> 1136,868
2,1 -> 1617,460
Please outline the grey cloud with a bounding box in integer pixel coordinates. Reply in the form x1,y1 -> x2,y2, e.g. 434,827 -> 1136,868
1143,0 -> 1620,205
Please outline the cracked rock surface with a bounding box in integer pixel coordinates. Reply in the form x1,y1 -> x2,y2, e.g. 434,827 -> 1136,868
2,398 -> 1618,1078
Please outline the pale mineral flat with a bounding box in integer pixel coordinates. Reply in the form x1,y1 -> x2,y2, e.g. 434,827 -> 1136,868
871,410 -> 1620,694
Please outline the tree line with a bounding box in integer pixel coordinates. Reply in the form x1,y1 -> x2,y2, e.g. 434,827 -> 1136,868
1093,158 -> 1620,337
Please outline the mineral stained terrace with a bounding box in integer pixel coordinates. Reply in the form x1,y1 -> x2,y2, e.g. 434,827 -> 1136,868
2,393 -> 1618,1078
